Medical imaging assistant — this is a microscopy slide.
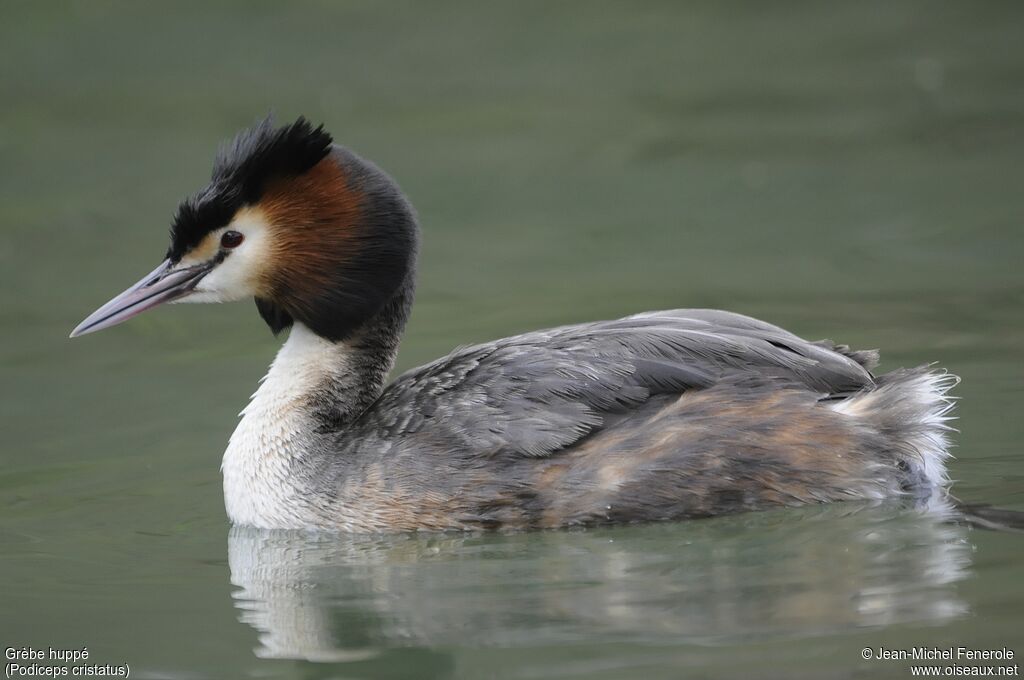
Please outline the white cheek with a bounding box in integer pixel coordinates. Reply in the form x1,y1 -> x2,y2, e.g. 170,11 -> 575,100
178,210 -> 272,304
191,255 -> 258,302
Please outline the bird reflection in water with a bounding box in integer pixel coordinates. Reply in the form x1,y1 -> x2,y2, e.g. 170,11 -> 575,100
227,499 -> 972,662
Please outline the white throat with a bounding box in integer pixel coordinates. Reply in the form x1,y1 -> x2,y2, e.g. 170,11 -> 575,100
221,323 -> 349,529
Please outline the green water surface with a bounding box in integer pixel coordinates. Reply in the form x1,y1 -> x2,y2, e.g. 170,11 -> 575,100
2,2 -> 1022,678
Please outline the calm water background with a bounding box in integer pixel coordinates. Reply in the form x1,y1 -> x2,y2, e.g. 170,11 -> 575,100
2,2 -> 1022,678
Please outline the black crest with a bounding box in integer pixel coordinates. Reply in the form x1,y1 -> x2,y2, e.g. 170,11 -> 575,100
167,116 -> 333,260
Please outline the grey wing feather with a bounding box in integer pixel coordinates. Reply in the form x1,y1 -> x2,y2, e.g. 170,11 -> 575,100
361,309 -> 875,458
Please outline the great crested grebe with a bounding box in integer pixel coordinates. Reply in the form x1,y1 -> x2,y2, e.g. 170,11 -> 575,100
71,117 -> 957,531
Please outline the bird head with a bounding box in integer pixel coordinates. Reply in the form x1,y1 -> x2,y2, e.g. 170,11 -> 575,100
71,117 -> 418,342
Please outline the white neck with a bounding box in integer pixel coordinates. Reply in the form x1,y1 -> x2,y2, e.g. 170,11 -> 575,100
221,323 -> 351,529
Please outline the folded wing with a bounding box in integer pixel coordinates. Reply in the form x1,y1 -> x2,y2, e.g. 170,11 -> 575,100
362,309 -> 876,458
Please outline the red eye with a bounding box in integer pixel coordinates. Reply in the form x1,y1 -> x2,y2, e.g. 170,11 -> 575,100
221,230 -> 244,249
